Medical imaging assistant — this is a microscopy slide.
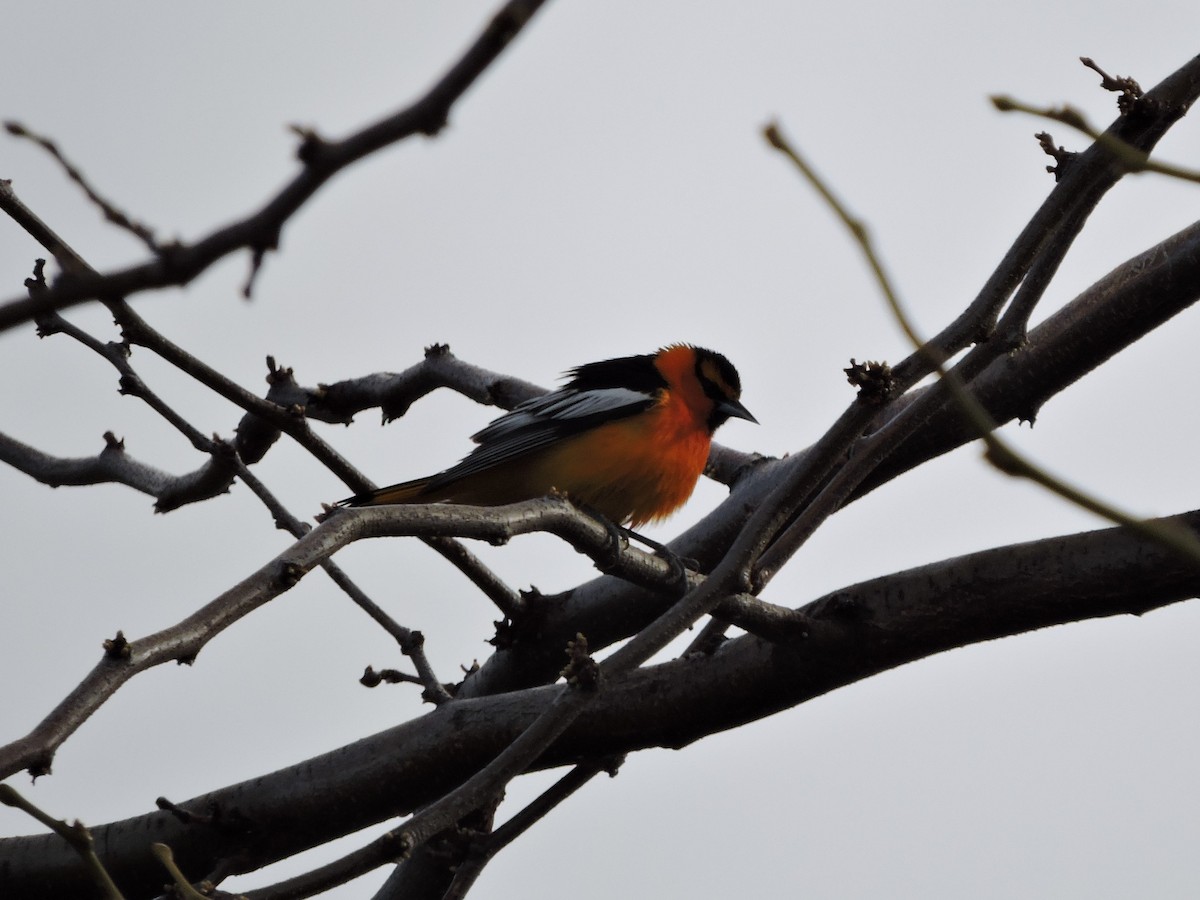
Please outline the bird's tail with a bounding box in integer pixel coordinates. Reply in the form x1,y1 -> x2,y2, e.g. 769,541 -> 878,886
338,477 -> 433,508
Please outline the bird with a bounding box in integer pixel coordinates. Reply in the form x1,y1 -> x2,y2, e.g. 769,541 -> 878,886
339,344 -> 756,527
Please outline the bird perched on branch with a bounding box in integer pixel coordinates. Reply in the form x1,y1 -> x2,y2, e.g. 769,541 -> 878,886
339,344 -> 756,527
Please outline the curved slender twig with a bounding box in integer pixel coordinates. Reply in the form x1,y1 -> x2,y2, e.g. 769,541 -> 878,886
0,0 -> 552,333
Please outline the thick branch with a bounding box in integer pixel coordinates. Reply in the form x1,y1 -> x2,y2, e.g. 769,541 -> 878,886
855,215 -> 1200,499
3,511 -> 1197,898
0,0 -> 551,333
458,211 -> 1200,701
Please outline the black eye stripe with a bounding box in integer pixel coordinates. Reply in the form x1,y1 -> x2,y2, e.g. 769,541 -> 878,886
696,353 -> 741,400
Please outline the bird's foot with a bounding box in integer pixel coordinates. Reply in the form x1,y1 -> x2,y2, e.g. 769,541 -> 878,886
580,506 -> 692,596
586,509 -> 628,573
621,526 -> 693,597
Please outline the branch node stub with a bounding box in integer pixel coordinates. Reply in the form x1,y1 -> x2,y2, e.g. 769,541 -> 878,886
384,828 -> 415,861
117,372 -> 142,397
102,630 -> 131,659
844,359 -> 894,405
561,632 -> 601,691
489,616 -> 517,649
289,123 -> 331,166
278,560 -> 306,588
424,342 -> 451,359
33,315 -> 60,339
156,796 -> 214,826
25,257 -> 48,292
155,239 -> 186,272
602,754 -> 627,778
210,436 -> 238,461
27,753 -> 53,781
484,525 -> 511,548
101,431 -> 126,453
157,797 -> 252,838
1034,131 -> 1077,181
265,355 -> 296,385
822,592 -> 869,624
107,339 -> 132,361
1080,56 -> 1146,116
400,630 -> 425,655
26,261 -> 52,334
243,244 -> 270,299
422,682 -> 456,704
418,111 -> 450,138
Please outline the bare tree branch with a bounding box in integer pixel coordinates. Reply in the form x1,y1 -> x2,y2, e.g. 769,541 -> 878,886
0,498 -> 686,781
4,181 -> 531,623
763,121 -> 1200,577
853,215 -> 1200,501
456,207 -> 1200,704
233,459 -> 456,706
4,509 -> 1197,898
17,261 -> 465,705
0,785 -> 124,900
439,758 -> 623,900
0,429 -> 236,509
0,0 -> 551,333
887,50 -> 1200,389
3,28 -> 1199,900
4,122 -> 161,252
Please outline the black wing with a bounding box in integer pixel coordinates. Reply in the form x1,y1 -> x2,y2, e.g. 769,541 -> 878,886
424,386 -> 656,489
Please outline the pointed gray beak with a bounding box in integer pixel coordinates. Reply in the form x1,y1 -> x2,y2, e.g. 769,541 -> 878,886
716,397 -> 758,424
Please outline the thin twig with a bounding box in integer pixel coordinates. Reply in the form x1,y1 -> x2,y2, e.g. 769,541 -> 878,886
688,592 -> 814,653
423,536 -> 527,620
0,179 -> 372,491
764,121 -> 1200,570
0,0 -> 552,333
990,95 -> 1200,184
232,456 -> 455,704
150,844 -> 210,900
4,182 -> 523,603
465,205 -> 1200,707
249,432 -> 838,896
4,123 -> 160,251
245,479 -> 775,897
0,497 -> 689,780
0,785 -> 125,900
751,108 -> 1121,585
442,757 -> 623,900
245,681 -> 599,899
23,262 -> 245,510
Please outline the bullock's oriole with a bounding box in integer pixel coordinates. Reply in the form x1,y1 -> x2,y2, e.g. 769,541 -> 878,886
340,344 -> 755,526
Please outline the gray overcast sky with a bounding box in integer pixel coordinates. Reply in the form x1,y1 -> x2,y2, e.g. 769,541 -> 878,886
2,3 -> 1199,898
